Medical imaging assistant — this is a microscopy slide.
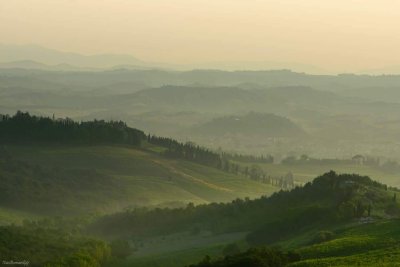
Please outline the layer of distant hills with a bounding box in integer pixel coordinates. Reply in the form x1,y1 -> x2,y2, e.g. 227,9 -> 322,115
3,44 -> 400,160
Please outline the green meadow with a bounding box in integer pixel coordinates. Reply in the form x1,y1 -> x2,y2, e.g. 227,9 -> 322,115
4,144 -> 277,211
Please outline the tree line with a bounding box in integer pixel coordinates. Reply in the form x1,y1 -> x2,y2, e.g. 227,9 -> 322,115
0,111 -> 145,146
147,135 -> 293,188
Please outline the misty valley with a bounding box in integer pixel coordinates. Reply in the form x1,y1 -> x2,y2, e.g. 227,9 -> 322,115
2,1 -> 400,263
2,64 -> 400,267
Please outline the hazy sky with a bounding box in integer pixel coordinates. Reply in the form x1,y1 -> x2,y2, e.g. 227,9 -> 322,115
1,0 -> 400,72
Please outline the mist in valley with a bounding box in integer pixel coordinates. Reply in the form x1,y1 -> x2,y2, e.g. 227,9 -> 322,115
2,1 -> 400,267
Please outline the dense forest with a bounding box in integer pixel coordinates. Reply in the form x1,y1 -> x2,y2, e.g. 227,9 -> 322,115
0,111 -> 145,145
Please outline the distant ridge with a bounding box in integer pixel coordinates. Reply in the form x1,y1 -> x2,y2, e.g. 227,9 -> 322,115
0,44 -> 144,68
194,112 -> 306,137
0,60 -> 98,71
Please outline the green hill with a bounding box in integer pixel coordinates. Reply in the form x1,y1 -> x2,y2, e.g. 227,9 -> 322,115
0,112 -> 277,217
89,171 -> 397,238
2,112 -> 400,267
193,112 -> 305,137
0,144 -> 278,217
290,219 -> 400,267
87,171 -> 400,267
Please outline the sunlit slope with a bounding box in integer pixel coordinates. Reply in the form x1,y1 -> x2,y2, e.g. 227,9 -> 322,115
90,171 -> 400,267
5,144 -> 277,211
289,220 -> 400,267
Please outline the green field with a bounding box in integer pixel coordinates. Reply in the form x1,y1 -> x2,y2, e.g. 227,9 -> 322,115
289,220 -> 400,267
4,144 -> 277,213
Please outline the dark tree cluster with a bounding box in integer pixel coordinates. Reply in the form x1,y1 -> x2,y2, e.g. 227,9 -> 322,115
282,154 -> 382,168
282,155 -> 353,165
0,111 -> 145,146
241,165 -> 294,189
225,153 -> 274,164
147,135 -> 290,189
148,135 -> 238,172
186,247 -> 300,267
148,136 -> 219,165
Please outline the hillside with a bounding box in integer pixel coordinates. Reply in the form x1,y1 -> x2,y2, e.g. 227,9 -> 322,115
89,171 -> 397,238
85,171 -> 400,267
193,112 -> 305,137
2,112 -> 400,266
0,112 -> 278,217
2,144 -> 280,216
2,146 -> 400,266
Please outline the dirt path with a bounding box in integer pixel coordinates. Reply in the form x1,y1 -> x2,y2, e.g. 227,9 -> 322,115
150,159 -> 233,193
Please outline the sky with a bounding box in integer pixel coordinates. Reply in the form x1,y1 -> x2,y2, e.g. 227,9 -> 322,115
1,0 -> 400,73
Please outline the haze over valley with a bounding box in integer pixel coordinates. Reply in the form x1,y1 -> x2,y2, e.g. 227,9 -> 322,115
2,1 -> 400,267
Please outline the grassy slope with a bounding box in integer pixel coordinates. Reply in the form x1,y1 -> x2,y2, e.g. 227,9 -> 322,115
105,172 -> 400,267
4,144 -> 277,211
0,143 -> 278,265
0,207 -> 39,226
118,232 -> 247,267
289,220 -> 400,267
5,143 -> 400,267
110,218 -> 400,267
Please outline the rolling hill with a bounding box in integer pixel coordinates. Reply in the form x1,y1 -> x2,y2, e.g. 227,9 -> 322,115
2,144 -> 277,216
0,112 -> 278,217
88,171 -> 400,267
193,112 -> 306,137
2,112 -> 400,266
